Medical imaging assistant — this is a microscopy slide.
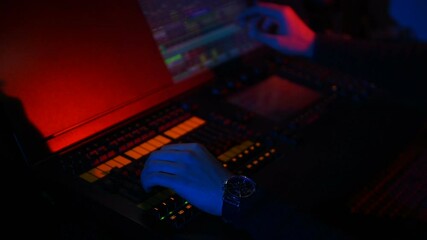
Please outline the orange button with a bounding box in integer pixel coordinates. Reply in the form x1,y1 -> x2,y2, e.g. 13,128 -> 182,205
114,156 -> 132,165
155,135 -> 171,144
171,127 -> 186,135
182,120 -> 198,128
125,150 -> 142,160
177,123 -> 193,132
80,172 -> 98,183
89,168 -> 107,179
97,164 -> 112,173
164,130 -> 181,139
140,142 -> 157,152
189,116 -> 205,125
133,146 -> 150,156
147,138 -> 164,148
105,159 -> 124,168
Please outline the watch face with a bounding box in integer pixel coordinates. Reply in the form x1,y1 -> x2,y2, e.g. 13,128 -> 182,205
225,176 -> 256,198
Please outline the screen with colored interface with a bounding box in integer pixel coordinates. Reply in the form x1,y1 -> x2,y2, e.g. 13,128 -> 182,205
138,0 -> 259,82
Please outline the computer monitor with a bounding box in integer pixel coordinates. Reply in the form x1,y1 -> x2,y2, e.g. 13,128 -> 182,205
0,0 -> 256,159
138,0 -> 259,82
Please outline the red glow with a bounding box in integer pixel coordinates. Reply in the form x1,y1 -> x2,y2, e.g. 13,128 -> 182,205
0,0 -> 199,151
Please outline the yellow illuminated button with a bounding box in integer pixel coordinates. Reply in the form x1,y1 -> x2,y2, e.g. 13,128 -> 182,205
178,210 -> 185,215
114,156 -> 132,165
105,159 -> 124,168
80,172 -> 98,183
155,135 -> 171,144
89,168 -> 107,179
96,164 -> 112,173
170,215 -> 177,221
125,150 -> 142,160
133,146 -> 150,156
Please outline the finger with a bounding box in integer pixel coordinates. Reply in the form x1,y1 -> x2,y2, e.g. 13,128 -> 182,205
143,159 -> 184,176
141,172 -> 180,192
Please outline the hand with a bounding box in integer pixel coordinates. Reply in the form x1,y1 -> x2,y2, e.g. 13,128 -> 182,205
141,143 -> 233,216
240,2 -> 316,58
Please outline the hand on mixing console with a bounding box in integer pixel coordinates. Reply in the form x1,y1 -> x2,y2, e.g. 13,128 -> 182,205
141,143 -> 233,216
239,2 -> 316,58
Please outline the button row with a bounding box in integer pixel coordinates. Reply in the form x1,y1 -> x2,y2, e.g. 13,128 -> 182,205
79,135 -> 171,183
164,116 -> 206,139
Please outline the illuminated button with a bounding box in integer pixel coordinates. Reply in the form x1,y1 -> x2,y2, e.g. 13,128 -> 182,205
241,140 -> 254,148
255,142 -> 261,147
177,123 -> 193,132
125,150 -> 142,160
155,135 -> 171,144
114,156 -> 132,165
96,164 -> 112,173
237,154 -> 244,158
183,120 -> 198,128
244,150 -> 249,155
185,204 -> 192,210
252,160 -> 259,165
249,146 -> 255,151
89,168 -> 107,179
140,142 -> 157,152
270,148 -> 276,154
258,156 -> 265,161
189,116 -> 205,125
231,157 -> 237,162
147,138 -> 164,148
223,163 -> 228,168
178,210 -> 185,215
264,152 -> 271,157
80,172 -> 98,183
105,159 -> 124,168
171,127 -> 186,135
170,215 -> 177,221
224,151 -> 237,158
164,129 -> 181,139
218,154 -> 230,162
246,164 -> 253,169
133,146 -> 150,156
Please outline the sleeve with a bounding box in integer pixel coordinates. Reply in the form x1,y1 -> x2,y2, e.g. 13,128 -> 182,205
312,35 -> 427,107
226,189 -> 348,240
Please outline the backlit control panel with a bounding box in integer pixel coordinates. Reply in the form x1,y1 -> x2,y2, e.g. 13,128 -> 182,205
60,104 -> 280,229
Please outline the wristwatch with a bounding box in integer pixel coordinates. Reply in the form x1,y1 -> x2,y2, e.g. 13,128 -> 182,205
222,175 -> 256,223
